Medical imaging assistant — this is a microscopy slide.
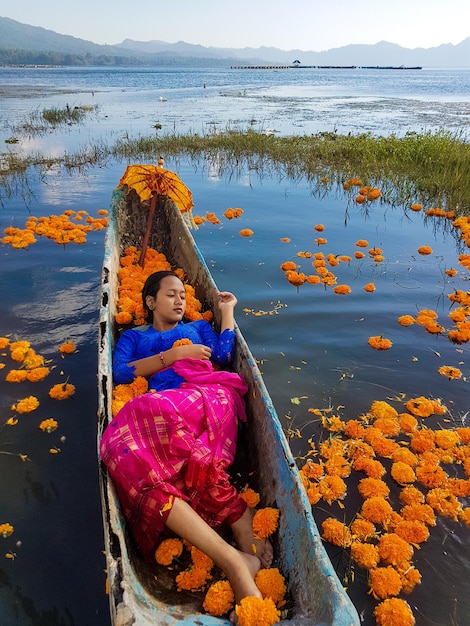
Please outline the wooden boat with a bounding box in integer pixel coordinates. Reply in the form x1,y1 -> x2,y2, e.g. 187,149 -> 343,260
97,181 -> 361,626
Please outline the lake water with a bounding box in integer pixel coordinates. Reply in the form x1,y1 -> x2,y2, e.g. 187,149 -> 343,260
0,66 -> 469,626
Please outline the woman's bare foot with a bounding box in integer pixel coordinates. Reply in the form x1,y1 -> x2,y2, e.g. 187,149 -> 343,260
231,507 -> 274,568
228,552 -> 262,625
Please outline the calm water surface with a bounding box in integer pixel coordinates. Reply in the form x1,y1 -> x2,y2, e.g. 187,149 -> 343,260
0,66 -> 469,626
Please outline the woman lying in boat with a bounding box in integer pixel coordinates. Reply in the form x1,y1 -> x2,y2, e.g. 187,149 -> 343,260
100,270 -> 273,611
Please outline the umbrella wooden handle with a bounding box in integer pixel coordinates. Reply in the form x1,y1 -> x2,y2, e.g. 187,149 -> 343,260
139,192 -> 158,266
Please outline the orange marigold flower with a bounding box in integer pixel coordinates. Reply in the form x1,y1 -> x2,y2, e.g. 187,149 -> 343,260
355,239 -> 369,247
398,413 -> 418,434
203,580 -> 234,616
285,270 -> 307,287
374,418 -> 400,437
392,448 -> 418,468
391,462 -> 416,485
239,488 -> 260,508
252,508 -> 279,539
400,565 -> 422,594
239,229 -> 254,237
410,430 -> 435,453
49,382 -> 75,400
172,338 -> 193,347
355,195 -> 366,204
255,568 -> 287,606
281,261 -> 298,272
438,365 -> 462,380
459,507 -> 470,526
399,486 -> 424,506
415,463 -> 447,489
360,497 -> 393,524
191,546 -> 213,571
363,282 -> 375,292
350,541 -> 379,569
353,457 -> 386,479
401,503 -> 436,527
318,474 -> 347,504
155,538 -> 183,565
6,369 -> 29,383
0,523 -> 14,538
59,340 -> 77,354
313,237 -> 327,245
350,518 -> 376,541
354,251 -> 365,259
324,454 -> 350,478
445,268 -> 457,277
314,224 -> 325,231
235,596 -> 280,626
280,237 -> 291,243
406,396 -> 435,418
398,315 -> 415,326
434,429 -> 460,449
426,487 -> 461,520
395,520 -> 429,545
333,284 -> 351,295
367,187 -> 382,201
26,366 -> 50,382
369,566 -> 403,600
176,566 -> 212,592
300,460 -> 324,480
410,203 -> 422,212
368,336 -> 392,350
0,337 -> 10,349
417,245 -> 433,255
378,533 -> 413,567
358,477 -> 390,499
456,427 -> 470,444
39,418 -> 58,433
374,598 -> 415,626
11,395 -> 40,413
321,517 -> 352,547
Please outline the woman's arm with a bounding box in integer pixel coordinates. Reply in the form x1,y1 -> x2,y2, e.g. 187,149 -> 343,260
217,291 -> 237,331
129,342 -> 213,377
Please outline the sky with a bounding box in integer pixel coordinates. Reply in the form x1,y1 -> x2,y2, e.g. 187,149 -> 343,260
1,0 -> 469,51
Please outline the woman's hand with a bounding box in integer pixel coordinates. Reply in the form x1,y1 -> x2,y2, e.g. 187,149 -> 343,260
217,291 -> 238,311
173,343 -> 212,361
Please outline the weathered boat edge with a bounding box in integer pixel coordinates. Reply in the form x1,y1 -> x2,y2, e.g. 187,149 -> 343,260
97,186 -> 361,626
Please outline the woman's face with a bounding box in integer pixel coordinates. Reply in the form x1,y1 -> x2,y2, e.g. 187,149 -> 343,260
148,275 -> 186,328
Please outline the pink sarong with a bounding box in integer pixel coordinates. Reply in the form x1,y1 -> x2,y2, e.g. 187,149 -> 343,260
100,358 -> 248,560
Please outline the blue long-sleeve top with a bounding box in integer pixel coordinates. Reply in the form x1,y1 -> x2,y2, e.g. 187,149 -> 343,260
112,320 -> 236,391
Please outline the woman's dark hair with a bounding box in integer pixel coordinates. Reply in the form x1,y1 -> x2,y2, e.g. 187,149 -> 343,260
142,271 -> 180,323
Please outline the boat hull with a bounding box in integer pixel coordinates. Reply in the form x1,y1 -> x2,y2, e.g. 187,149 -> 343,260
98,186 -> 360,625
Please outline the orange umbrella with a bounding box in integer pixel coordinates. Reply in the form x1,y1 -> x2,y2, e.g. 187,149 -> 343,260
118,163 -> 195,265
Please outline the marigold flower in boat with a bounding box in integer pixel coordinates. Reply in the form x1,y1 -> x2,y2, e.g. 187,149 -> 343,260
203,580 -> 234,616
350,541 -> 379,569
190,545 -> 213,571
0,523 -> 14,538
360,496 -> 393,524
176,566 -> 212,592
369,566 -> 403,600
252,507 -> 279,539
374,598 -> 415,626
235,596 -> 280,626
378,533 -> 413,567
11,395 -> 40,413
155,538 -> 183,566
255,568 -> 287,606
239,487 -> 260,508
321,517 -> 352,547
239,229 -> 254,237
49,382 -> 75,400
368,336 -> 392,350
39,418 -> 58,433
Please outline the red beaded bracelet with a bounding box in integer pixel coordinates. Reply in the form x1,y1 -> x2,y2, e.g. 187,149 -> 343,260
159,352 -> 167,368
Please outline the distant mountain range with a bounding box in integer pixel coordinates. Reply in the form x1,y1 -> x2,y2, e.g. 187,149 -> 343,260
0,16 -> 469,68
